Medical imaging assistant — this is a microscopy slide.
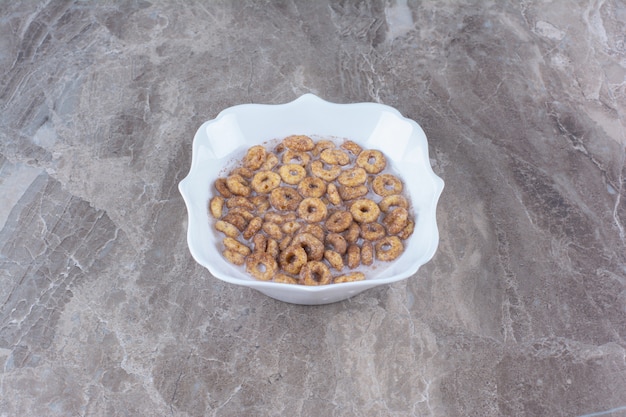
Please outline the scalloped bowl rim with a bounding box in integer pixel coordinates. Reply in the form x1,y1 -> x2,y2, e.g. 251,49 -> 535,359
179,94 -> 444,304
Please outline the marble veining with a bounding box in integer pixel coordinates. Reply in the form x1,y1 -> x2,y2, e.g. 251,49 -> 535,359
1,1 -> 625,416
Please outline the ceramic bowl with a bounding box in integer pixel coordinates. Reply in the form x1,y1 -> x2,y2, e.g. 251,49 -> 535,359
179,94 -> 444,305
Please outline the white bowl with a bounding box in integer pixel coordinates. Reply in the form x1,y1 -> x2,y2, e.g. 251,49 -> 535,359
179,94 -> 444,305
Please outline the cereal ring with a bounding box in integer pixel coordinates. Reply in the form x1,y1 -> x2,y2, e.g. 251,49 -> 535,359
383,207 -> 409,235
278,164 -> 306,185
379,194 -> 409,212
325,211 -> 353,233
226,174 -> 251,196
228,207 -> 254,221
266,238 -> 279,258
372,174 -> 403,196
347,244 -> 360,269
375,236 -> 404,261
223,249 -> 245,266
297,198 -> 328,223
356,149 -> 386,174
262,222 -> 284,240
243,145 -> 267,170
361,241 -> 374,266
281,221 -> 301,235
341,140 -> 362,156
338,167 -> 367,187
251,171 -> 281,194
326,183 -> 342,206
350,199 -> 381,223
252,233 -> 267,252
300,261 -> 332,286
345,222 -> 360,244
324,250 -> 344,271
222,213 -> 247,231
223,237 -> 251,256
243,216 -> 263,240
246,252 -> 277,281
301,224 -> 325,242
282,150 -> 310,166
274,273 -> 299,284
215,220 -> 240,238
260,153 -> 279,171
283,135 -> 315,151
231,167 -> 254,179
291,233 -> 324,261
313,140 -> 336,156
399,220 -> 415,240
270,187 -> 302,211
310,161 -> 341,182
360,222 -> 386,241
297,177 -> 327,198
209,196 -> 224,218
226,196 -> 256,211
320,149 -> 350,166
214,178 -> 232,198
326,233 -> 347,255
338,185 -> 368,201
334,272 -> 365,283
279,246 -> 308,275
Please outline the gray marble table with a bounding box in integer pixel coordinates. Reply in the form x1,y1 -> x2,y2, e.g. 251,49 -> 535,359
1,1 -> 625,416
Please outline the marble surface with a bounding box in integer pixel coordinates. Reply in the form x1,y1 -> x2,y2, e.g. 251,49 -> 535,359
1,0 -> 625,416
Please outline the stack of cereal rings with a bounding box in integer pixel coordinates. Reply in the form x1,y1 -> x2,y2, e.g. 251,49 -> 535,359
209,135 -> 414,285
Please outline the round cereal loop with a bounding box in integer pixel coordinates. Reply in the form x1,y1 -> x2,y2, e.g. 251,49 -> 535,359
350,199 -> 381,223
215,220 -> 240,238
383,207 -> 409,235
223,249 -> 246,266
326,233 -> 347,254
270,187 -> 302,211
372,174 -> 403,196
223,237 -> 251,256
243,145 -> 267,170
291,233 -> 324,261
283,135 -> 315,151
361,241 -> 374,266
209,196 -> 224,218
347,244 -> 360,269
360,222 -> 386,241
341,140 -> 362,156
246,252 -> 277,281
313,140 -> 336,156
337,167 -> 367,187
310,160 -> 341,182
324,250 -> 344,271
297,177 -> 327,198
226,174 -> 251,196
375,236 -> 404,261
297,197 -> 328,223
251,171 -> 281,194
326,183 -> 342,206
320,148 -> 350,165
379,194 -> 409,212
282,150 -> 310,166
334,272 -> 365,283
338,185 -> 368,201
278,164 -> 306,185
325,211 -> 353,233
214,178 -> 232,198
243,216 -> 263,240
261,153 -> 279,171
274,273 -> 299,284
279,246 -> 308,275
300,261 -> 332,286
356,149 -> 386,174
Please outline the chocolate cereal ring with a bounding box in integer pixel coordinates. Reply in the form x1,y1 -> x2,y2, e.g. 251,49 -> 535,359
226,174 -> 251,196
243,145 -> 267,170
282,150 -> 310,166
279,246 -> 308,275
356,149 -> 386,174
310,161 -> 341,182
298,177 -> 327,198
283,135 -> 315,151
324,250 -> 344,271
291,233 -> 324,261
297,197 -> 328,223
338,167 -> 367,187
270,187 -> 302,211
372,174 -> 403,196
251,171 -> 281,194
325,211 -> 353,233
361,241 -> 374,266
375,236 -> 404,261
341,140 -> 362,156
278,164 -> 306,185
379,194 -> 409,212
326,233 -> 347,254
246,252 -> 277,281
350,199 -> 381,223
313,140 -> 336,156
360,222 -> 386,241
383,207 -> 409,235
320,149 -> 350,165
300,261 -> 332,286
334,272 -> 365,283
